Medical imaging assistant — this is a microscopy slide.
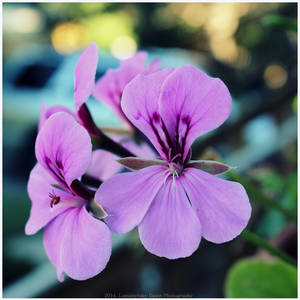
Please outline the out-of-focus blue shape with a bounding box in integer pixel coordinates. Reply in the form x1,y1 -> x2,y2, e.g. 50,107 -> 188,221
3,262 -> 58,298
243,114 -> 278,146
3,44 -> 202,129
139,263 -> 162,295
225,115 -> 296,171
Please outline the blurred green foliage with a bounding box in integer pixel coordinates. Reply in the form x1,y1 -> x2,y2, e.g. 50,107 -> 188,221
225,259 -> 297,298
255,170 -> 297,238
263,15 -> 297,32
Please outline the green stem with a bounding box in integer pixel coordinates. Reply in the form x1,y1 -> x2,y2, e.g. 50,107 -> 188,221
227,171 -> 297,221
241,229 -> 297,267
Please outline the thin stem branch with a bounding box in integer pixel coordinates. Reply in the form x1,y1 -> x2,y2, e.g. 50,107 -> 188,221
227,171 -> 297,221
240,229 -> 297,267
93,134 -> 135,158
79,103 -> 135,158
81,174 -> 102,189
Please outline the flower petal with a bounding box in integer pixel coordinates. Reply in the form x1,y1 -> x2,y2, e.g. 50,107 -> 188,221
138,178 -> 202,259
93,69 -> 128,123
39,103 -> 76,131
93,51 -> 153,125
35,112 -> 92,188
87,149 -> 121,181
180,168 -> 251,243
120,138 -> 156,158
146,58 -> 161,74
121,68 -> 174,159
25,164 -> 71,235
74,42 -> 98,111
95,166 -> 165,234
119,51 -> 148,73
159,65 -> 232,160
43,207 -> 112,281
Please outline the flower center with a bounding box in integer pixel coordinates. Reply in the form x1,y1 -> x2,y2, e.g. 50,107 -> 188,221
48,189 -> 85,209
168,162 -> 183,177
163,161 -> 184,185
49,190 -> 61,208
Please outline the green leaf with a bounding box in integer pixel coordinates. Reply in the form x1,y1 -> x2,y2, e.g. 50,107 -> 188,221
225,259 -> 297,298
263,15 -> 297,32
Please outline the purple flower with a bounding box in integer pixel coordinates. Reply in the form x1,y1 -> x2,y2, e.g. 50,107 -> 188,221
38,103 -> 76,131
39,43 -> 155,179
93,51 -> 160,128
38,103 -> 123,181
87,137 -> 156,182
95,66 -> 251,259
25,112 -> 112,281
38,42 -> 99,136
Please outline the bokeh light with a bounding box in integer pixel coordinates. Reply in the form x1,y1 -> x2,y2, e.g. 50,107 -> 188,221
264,65 -> 288,89
82,13 -> 136,51
110,36 -> 137,60
51,22 -> 89,54
3,8 -> 43,34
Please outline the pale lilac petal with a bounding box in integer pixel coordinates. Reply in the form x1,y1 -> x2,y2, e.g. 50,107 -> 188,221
145,58 -> 161,74
74,42 -> 98,111
159,65 -> 232,160
43,208 -> 69,282
25,164 -> 71,235
39,103 -> 76,131
35,112 -> 92,187
87,150 -> 121,181
92,52 -> 148,121
180,168 -> 251,243
93,51 -> 160,126
121,68 -> 174,159
138,178 -> 202,259
119,51 -> 147,75
95,166 -> 166,234
92,69 -> 128,123
44,207 -> 112,281
121,139 -> 156,158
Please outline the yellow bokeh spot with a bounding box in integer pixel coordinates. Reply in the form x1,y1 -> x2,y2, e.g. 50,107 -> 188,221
264,65 -> 288,89
111,36 -> 137,60
180,3 -> 209,27
82,13 -> 136,50
51,22 -> 89,54
210,37 -> 239,64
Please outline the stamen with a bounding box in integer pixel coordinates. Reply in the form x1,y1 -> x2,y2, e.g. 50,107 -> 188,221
49,190 -> 61,208
48,188 -> 84,209
170,153 -> 181,163
163,169 -> 171,185
172,174 -> 176,186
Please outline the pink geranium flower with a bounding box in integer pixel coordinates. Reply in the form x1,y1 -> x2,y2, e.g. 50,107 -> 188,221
93,51 -> 160,128
95,66 -> 251,259
39,43 -> 155,182
25,112 -> 112,281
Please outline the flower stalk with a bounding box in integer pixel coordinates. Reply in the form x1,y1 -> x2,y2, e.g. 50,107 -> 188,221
240,229 -> 297,267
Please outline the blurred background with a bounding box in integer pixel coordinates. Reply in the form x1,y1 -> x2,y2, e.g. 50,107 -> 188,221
3,2 -> 297,298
